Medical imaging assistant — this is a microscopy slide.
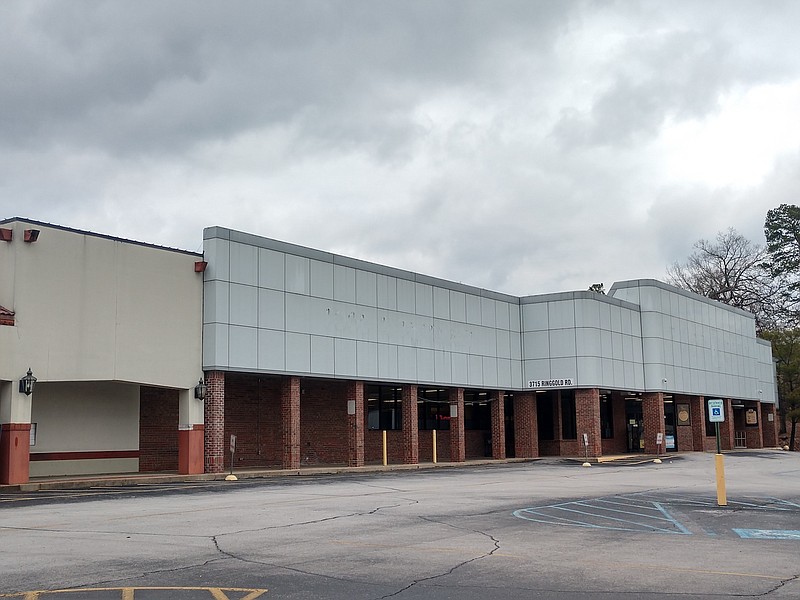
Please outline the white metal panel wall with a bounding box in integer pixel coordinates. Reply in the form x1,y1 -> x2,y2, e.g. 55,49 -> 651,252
203,229 -> 775,400
203,228 -> 523,389
520,293 -> 644,390
756,339 -> 777,404
610,280 -> 768,402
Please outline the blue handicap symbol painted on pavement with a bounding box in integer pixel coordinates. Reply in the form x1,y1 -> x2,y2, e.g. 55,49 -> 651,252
733,529 -> 800,540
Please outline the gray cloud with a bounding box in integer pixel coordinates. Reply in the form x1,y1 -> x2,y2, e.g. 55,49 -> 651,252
1,1 -> 799,296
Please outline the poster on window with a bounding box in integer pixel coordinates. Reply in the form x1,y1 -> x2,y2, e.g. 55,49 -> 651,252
746,409 -> 758,425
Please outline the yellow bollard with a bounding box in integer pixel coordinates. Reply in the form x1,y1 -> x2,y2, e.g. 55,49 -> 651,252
382,430 -> 387,466
432,429 -> 437,464
715,453 -> 727,506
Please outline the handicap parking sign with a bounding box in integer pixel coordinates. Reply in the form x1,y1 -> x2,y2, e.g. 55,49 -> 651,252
708,399 -> 725,423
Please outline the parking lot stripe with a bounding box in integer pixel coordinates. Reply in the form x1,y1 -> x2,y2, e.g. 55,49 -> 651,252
653,502 -> 692,534
575,500 -> 674,521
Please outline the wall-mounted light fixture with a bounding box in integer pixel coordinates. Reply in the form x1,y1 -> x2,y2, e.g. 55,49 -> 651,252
23,229 -> 40,243
19,368 -> 37,395
194,378 -> 208,401
194,261 -> 208,272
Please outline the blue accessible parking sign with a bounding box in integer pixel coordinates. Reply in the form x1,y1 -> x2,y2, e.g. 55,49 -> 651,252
708,399 -> 725,422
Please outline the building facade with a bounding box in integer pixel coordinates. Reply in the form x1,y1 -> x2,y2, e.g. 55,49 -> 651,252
200,226 -> 778,473
0,218 -> 204,484
0,219 -> 779,484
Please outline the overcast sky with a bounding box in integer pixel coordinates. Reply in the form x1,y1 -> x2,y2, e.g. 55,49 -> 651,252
2,1 -> 799,295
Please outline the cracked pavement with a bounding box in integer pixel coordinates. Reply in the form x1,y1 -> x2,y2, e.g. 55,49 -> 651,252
1,452 -> 800,599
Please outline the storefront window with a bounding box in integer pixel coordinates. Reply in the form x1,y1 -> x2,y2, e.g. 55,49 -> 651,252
600,395 -> 614,439
464,391 -> 491,430
418,388 -> 451,430
367,385 -> 402,430
537,392 -> 555,440
561,391 -> 577,440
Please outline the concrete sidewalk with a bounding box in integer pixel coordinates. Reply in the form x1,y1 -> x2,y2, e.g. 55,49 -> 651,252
2,457 -> 540,492
6,450 -> 772,493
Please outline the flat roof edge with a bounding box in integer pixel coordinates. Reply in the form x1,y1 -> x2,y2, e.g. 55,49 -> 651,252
204,226 -> 521,303
609,279 -> 757,320
2,217 -> 202,257
519,290 -> 641,311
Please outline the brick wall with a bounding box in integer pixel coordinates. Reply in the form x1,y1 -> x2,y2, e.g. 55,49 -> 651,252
513,393 -> 538,458
282,376 -> 301,469
401,385 -> 418,464
576,388 -> 602,457
449,388 -> 466,462
139,386 -> 178,472
642,392 -> 665,454
222,374 -> 283,470
204,371 -> 226,473
419,429 -> 451,462
538,440 -> 560,456
299,379 -> 349,466
490,391 -> 506,459
466,430 -> 490,458
365,429 -> 405,463
347,381 -> 365,467
761,403 -> 779,447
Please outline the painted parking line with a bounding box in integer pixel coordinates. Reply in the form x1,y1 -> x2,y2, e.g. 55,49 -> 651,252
628,493 -> 800,511
733,529 -> 800,540
0,588 -> 267,599
513,495 -> 691,534
514,493 -> 800,538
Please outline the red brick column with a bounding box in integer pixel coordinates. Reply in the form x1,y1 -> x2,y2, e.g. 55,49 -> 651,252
576,388 -> 602,457
720,399 -> 735,451
690,396 -> 707,452
282,376 -> 301,469
347,381 -> 365,467
401,385 -> 418,464
761,403 -> 779,447
514,392 -> 538,458
490,390 -> 506,459
0,423 -> 31,485
204,371 -> 225,473
179,425 -> 205,474
642,392 -> 665,455
449,388 -> 466,463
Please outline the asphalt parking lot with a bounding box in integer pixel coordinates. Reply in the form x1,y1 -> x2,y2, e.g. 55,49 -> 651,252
1,451 -> 799,599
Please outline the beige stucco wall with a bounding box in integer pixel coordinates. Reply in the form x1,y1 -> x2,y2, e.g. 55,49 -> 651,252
0,220 -> 203,390
30,382 -> 139,452
28,381 -> 140,477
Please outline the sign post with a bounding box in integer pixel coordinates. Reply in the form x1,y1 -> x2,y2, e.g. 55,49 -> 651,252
581,433 -> 591,467
654,432 -> 664,464
707,399 -> 727,506
226,434 -> 238,481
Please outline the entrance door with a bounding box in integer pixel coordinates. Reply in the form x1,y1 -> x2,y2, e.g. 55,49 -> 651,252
505,397 -> 515,458
625,399 -> 644,453
664,401 -> 678,452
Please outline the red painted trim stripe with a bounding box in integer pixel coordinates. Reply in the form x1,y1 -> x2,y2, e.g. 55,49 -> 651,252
30,450 -> 140,461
